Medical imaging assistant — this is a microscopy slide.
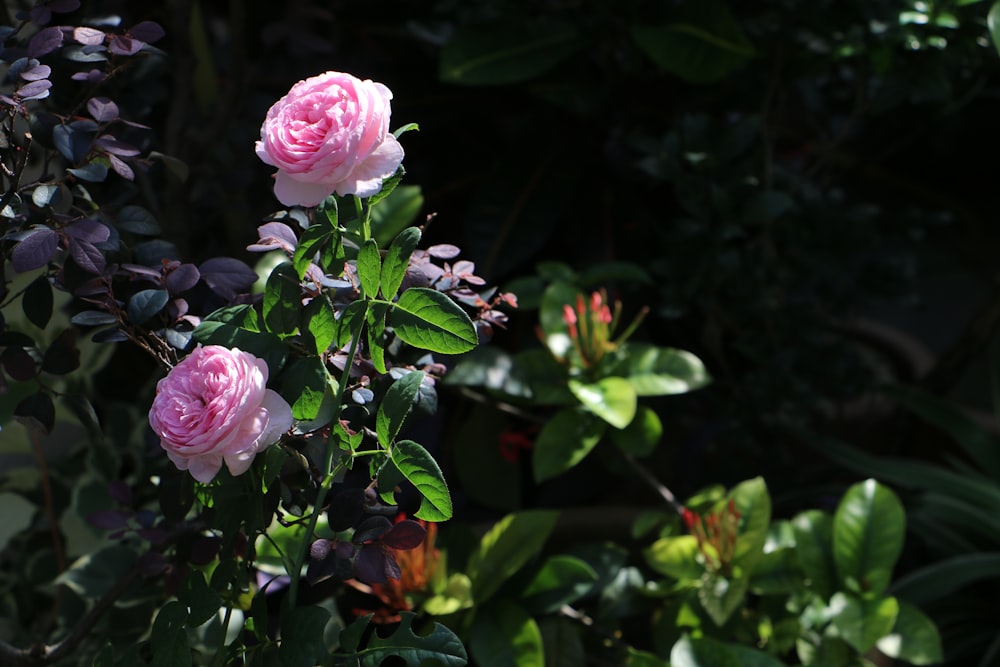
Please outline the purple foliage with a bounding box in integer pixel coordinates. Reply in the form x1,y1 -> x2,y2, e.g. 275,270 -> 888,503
11,229 -> 59,273
69,238 -> 107,274
86,509 -> 130,530
64,219 -> 110,244
247,222 -> 297,254
17,79 -> 51,101
128,21 -> 165,44
28,26 -> 64,57
108,480 -> 132,504
87,97 -> 119,122
164,263 -> 200,294
72,26 -> 104,46
198,257 -> 257,300
381,520 -> 426,550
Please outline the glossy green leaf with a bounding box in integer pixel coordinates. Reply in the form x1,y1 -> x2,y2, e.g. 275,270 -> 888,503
376,370 -> 425,448
469,600 -> 543,667
876,600 -> 943,665
281,357 -> 328,420
367,167 -> 404,207
304,293 -> 336,355
610,405 -> 663,457
632,0 -> 754,84
609,343 -> 710,396
833,479 -> 905,597
829,592 -> 899,653
262,262 -> 300,337
730,476 -> 771,569
357,238 -> 381,299
645,535 -> 703,581
792,510 -> 837,600
390,288 -> 477,354
466,510 -> 560,604
391,439 -> 452,521
279,604 -> 331,667
293,224 -> 334,279
440,19 -> 582,85
381,226 -> 421,299
335,300 -> 369,349
748,548 -> 801,595
356,612 -> 467,667
520,555 -> 597,612
698,571 -> 749,626
569,377 -> 637,429
671,635 -> 741,667
532,408 -> 605,482
366,301 -> 389,374
23,275 -> 53,329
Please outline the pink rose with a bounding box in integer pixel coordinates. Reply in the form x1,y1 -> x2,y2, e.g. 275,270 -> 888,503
255,71 -> 405,207
149,345 -> 293,484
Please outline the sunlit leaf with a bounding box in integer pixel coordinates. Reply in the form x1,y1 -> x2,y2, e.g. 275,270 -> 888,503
466,510 -> 559,604
390,439 -> 452,521
376,370 -> 425,448
391,288 -> 477,354
833,479 -> 905,597
381,227 -> 421,299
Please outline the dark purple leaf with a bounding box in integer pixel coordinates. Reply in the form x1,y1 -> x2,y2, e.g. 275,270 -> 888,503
165,264 -> 200,294
108,34 -> 141,55
198,257 -> 257,300
335,541 -> 356,559
86,509 -> 130,530
384,552 -> 401,580
427,244 -> 461,259
353,516 -> 392,544
108,154 -> 133,180
137,552 -> 168,576
95,135 -> 139,156
23,275 -> 53,329
41,329 -> 80,374
65,219 -> 110,244
29,7 -> 52,25
247,222 -> 297,254
354,544 -> 390,584
127,289 -> 168,324
128,21 -> 164,44
120,263 -> 162,280
53,123 -> 93,163
87,97 -> 118,122
49,0 -> 82,13
17,79 -> 51,100
69,239 -> 106,274
109,480 -> 132,504
28,26 -> 64,57
72,26 -> 103,45
382,520 -> 427,550
14,391 -> 54,434
67,162 -> 108,182
71,68 -> 105,83
2,346 -> 37,381
327,488 -> 365,531
71,311 -> 117,326
12,229 -> 59,273
20,63 -> 51,81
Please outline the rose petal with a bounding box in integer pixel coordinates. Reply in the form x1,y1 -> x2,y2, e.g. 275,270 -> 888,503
273,171 -> 335,207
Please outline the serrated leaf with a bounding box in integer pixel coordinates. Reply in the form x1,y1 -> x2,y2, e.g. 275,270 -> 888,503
376,371 -> 425,448
281,357 -> 328,420
263,262 -> 300,337
569,377 -> 637,429
391,288 -> 478,354
390,439 -> 452,521
335,300 -> 369,349
305,293 -> 337,354
833,479 -> 905,597
466,510 -> 559,604
126,289 -> 169,324
279,605 -> 331,667
357,238 -> 381,299
355,612 -> 467,667
366,301 -> 389,374
532,408 -> 605,482
381,227 -> 421,299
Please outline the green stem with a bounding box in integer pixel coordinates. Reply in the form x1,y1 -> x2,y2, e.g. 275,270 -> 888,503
354,196 -> 371,241
285,325 -> 364,608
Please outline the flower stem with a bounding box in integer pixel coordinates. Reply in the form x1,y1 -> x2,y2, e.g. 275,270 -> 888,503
285,322 -> 364,608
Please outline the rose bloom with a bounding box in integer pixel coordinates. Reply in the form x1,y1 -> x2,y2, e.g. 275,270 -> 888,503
255,71 -> 404,207
149,345 -> 293,484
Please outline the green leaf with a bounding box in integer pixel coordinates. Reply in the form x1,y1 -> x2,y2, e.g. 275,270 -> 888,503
356,612 -> 467,667
609,343 -> 710,396
539,281 -> 581,343
467,510 -> 560,604
390,439 -> 452,521
339,613 -> 373,653
520,555 -> 598,613
366,301 -> 389,374
178,570 -> 222,627
150,601 -> 191,667
833,479 -> 905,597
23,275 -> 53,329
304,293 -> 337,355
876,600 -> 943,665
357,238 -> 381,299
390,288 -> 478,354
539,617 -> 586,667
829,592 -> 899,653
371,185 -> 423,246
440,19 -> 582,85
632,0 -> 754,84
748,548 -> 801,595
381,227 -> 421,299
279,605 -> 331,667
791,510 -> 837,600
470,600 -> 543,667
726,645 -> 788,667
645,535 -> 704,581
989,0 -> 1000,55
335,300 -> 369,349
698,571 -> 749,626
671,635 -> 741,667
367,166 -> 404,207
532,408 -> 605,482
56,545 -> 136,598
0,493 -> 35,552
281,357 -> 328,420
263,262 -> 300,337
376,370 -> 425,448
730,476 -> 771,569
610,405 -> 663,457
293,224 -> 334,278
568,377 -> 637,429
